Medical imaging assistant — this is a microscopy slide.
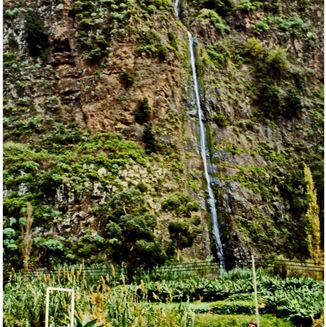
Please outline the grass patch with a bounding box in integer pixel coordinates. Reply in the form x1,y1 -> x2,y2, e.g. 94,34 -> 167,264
195,313 -> 294,326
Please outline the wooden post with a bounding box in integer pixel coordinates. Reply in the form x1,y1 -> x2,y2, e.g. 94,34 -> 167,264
45,287 -> 50,327
252,255 -> 260,327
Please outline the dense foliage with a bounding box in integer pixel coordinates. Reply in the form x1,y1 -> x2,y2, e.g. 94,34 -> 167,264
3,132 -> 202,270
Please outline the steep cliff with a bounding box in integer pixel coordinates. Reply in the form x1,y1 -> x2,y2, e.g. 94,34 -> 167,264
181,0 -> 323,265
3,0 -> 323,269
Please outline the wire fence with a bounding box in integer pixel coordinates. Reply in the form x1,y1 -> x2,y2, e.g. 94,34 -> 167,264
148,259 -> 324,279
254,259 -> 324,272
4,258 -> 324,283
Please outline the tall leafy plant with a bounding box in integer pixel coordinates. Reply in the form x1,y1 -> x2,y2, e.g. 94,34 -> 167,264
303,164 -> 322,264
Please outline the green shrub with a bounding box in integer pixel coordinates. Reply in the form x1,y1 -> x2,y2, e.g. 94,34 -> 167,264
198,9 -> 230,34
162,194 -> 182,211
236,119 -> 255,130
195,0 -> 234,17
3,51 -> 17,67
168,220 -> 201,251
84,48 -> 104,62
3,221 -> 21,269
136,181 -> 148,193
213,113 -> 228,127
224,144 -> 242,155
273,16 -> 309,40
135,98 -> 151,124
206,41 -> 235,68
255,81 -> 282,118
138,0 -> 173,12
280,168 -> 307,217
106,213 -> 166,269
92,187 -> 167,268
206,46 -> 227,68
288,68 -> 307,92
245,37 -> 264,59
142,123 -> 157,153
119,71 -> 134,88
157,44 -> 168,61
161,193 -> 200,217
146,4 -> 157,13
33,236 -> 66,266
168,32 -> 178,51
191,215 -> 201,226
235,0 -> 262,12
136,30 -> 168,60
303,31 -> 317,53
254,78 -> 303,120
210,300 -> 255,315
254,19 -> 270,35
265,46 -> 289,76
186,201 -> 200,212
108,188 -> 146,217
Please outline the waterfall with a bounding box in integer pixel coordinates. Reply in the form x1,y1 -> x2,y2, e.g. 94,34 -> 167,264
173,0 -> 225,267
174,0 -> 180,18
187,33 -> 225,268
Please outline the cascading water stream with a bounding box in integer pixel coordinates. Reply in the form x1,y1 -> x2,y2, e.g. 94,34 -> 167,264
174,0 -> 180,18
188,33 -> 225,268
173,0 -> 225,268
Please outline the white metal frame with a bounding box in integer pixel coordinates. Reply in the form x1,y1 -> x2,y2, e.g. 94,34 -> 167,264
251,256 -> 260,327
45,287 -> 75,327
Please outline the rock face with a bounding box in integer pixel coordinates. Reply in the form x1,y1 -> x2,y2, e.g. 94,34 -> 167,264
187,0 -> 324,264
3,0 -> 323,269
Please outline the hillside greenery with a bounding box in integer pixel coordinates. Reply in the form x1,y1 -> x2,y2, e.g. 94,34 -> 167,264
3,0 -> 323,274
4,131 -> 202,270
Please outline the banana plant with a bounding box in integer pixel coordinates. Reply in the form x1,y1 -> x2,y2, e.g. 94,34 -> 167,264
75,315 -> 103,327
